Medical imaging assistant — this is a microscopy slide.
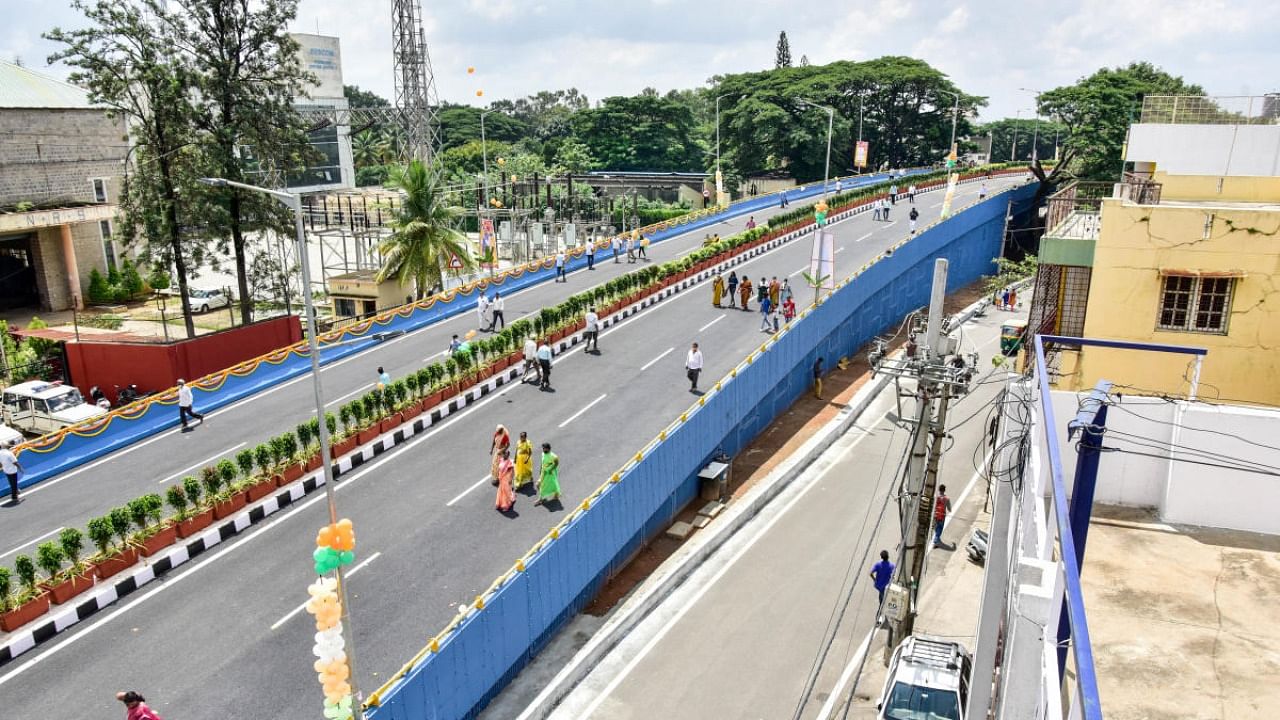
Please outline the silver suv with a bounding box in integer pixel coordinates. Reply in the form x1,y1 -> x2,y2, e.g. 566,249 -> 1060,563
876,635 -> 972,720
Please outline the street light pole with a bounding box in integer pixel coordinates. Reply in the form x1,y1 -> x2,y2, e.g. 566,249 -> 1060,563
1010,109 -> 1022,162
939,90 -> 960,167
1020,88 -> 1043,162
198,176 -> 365,719
479,109 -> 494,211
798,98 -> 836,198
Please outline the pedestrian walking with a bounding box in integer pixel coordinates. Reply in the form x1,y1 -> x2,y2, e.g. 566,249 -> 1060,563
626,234 -> 637,263
495,448 -> 515,512
712,272 -> 725,308
779,191 -> 789,208
726,271 -> 739,308
979,183 -> 987,200
555,250 -> 567,282
933,484 -> 952,547
584,306 -> 600,352
702,188 -> 711,208
477,293 -> 490,329
812,357 -> 824,400
177,379 -> 205,429
117,691 -> 164,720
376,366 -> 391,389
488,292 -> 506,330
535,443 -> 560,506
783,296 -> 796,322
835,179 -> 842,193
612,235 -> 622,263
514,431 -> 534,490
872,200 -> 883,221
685,342 -> 703,392
449,334 -> 463,354
638,235 -> 649,260
490,424 -> 511,486
745,215 -> 756,230
992,288 -> 1004,311
769,276 -> 781,307
781,278 -> 793,304
739,276 -> 752,311
1,439 -> 21,505
909,207 -> 919,235
771,302 -> 780,333
759,295 -> 774,332
908,184 -> 916,203
522,336 -> 539,383
1008,287 -> 1018,310
870,550 -> 895,607
537,340 -> 553,390
882,197 -> 892,221
586,241 -> 596,270
1000,287 -> 1011,310
889,183 -> 898,204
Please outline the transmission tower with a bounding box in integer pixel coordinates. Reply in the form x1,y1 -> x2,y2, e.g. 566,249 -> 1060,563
391,0 -> 440,163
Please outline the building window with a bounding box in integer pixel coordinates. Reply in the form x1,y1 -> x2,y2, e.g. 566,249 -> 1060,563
92,178 -> 108,203
334,298 -> 356,317
1157,275 -> 1234,333
99,220 -> 117,270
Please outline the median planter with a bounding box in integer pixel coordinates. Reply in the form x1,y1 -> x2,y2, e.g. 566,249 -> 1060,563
400,401 -> 424,422
249,477 -> 278,499
139,523 -> 178,558
303,453 -> 323,472
213,492 -> 248,520
357,426 -> 380,445
45,571 -> 94,605
330,435 -> 357,459
176,508 -> 215,538
0,592 -> 51,632
424,388 -> 446,409
94,547 -> 140,580
379,413 -> 403,434
280,463 -> 305,485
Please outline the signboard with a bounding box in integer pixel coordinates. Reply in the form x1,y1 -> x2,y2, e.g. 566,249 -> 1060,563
447,253 -> 465,269
854,141 -> 869,169
808,230 -> 836,292
479,218 -> 496,266
292,33 -> 344,99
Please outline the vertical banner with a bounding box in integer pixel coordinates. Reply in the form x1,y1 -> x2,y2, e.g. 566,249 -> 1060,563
479,218 -> 496,267
939,173 -> 959,219
808,229 -> 836,292
854,141 -> 869,169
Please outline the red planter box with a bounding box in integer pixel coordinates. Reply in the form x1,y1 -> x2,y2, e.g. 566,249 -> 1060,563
279,463 -> 305,486
424,389 -> 446,409
213,493 -> 247,520
357,426 -> 380,445
401,401 -> 424,421
139,524 -> 178,558
0,592 -> 50,631
177,508 -> 215,538
330,435 -> 357,459
379,413 -> 403,434
95,547 -> 140,580
45,572 -> 94,605
303,453 -> 323,472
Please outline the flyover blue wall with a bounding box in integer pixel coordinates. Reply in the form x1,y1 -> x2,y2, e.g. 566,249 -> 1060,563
367,182 -> 1039,720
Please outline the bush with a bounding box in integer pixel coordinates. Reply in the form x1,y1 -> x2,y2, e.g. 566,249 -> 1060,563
166,484 -> 188,519
108,506 -> 132,546
87,516 -> 114,555
254,443 -> 273,476
13,555 -> 37,595
148,265 -> 171,291
236,449 -> 255,481
182,475 -> 203,509
201,465 -> 223,499
36,541 -> 64,580
217,458 -> 237,488
88,268 -> 112,305
59,527 -> 84,571
128,497 -> 150,534
121,257 -> 144,297
0,567 -> 10,610
143,493 -> 164,526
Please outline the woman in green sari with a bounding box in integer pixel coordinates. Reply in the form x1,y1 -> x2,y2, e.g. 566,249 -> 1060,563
535,442 -> 560,505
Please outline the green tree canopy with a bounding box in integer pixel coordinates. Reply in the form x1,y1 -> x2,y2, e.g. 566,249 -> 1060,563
377,161 -> 475,297
437,104 -> 530,150
976,117 -> 1068,164
573,94 -> 704,171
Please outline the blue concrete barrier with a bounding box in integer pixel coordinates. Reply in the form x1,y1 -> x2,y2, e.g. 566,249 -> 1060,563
367,182 -> 1039,719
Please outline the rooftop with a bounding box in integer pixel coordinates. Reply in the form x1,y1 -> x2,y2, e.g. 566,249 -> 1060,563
0,60 -> 95,109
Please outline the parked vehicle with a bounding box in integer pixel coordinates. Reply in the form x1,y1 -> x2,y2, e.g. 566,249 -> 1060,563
114,383 -> 154,406
1,381 -> 108,435
1000,319 -> 1027,356
89,385 -> 111,409
0,421 -> 24,447
876,635 -> 972,720
187,287 -> 230,313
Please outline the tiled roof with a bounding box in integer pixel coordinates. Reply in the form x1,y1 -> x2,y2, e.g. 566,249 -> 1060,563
0,59 -> 95,109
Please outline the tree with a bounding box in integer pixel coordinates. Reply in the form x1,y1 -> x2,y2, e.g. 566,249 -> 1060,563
977,117 -> 1066,164
553,139 -> 597,174
573,95 -> 703,171
437,104 -> 528,151
343,84 -> 389,108
170,0 -> 312,325
47,0 -> 203,338
353,129 -> 393,167
377,161 -> 476,297
775,31 -> 792,69
800,54 -> 810,68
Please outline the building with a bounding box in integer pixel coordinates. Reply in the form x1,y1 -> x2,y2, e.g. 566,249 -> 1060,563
285,33 -> 354,193
0,60 -> 125,311
328,270 -> 406,319
1030,95 -> 1280,405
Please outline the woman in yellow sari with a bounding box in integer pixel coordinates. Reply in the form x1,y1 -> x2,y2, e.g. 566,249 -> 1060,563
514,431 -> 534,489
490,424 -> 511,485
711,272 -> 725,307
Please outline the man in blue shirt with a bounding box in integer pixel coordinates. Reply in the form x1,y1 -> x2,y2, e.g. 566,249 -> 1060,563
870,550 -> 895,607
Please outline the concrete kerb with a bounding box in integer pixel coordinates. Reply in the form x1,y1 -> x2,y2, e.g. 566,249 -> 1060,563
511,279 -> 1002,720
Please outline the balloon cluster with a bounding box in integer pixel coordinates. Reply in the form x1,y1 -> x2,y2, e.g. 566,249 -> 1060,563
814,200 -> 829,226
313,519 -> 356,575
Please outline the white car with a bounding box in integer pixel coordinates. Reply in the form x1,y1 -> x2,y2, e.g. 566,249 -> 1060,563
877,635 -> 972,720
0,421 -> 23,446
2,381 -> 108,435
187,287 -> 230,313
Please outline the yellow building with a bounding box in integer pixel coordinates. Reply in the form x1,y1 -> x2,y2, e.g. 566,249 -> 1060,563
1032,94 -> 1280,405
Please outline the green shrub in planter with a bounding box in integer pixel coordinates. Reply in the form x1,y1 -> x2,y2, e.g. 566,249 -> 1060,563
403,372 -> 421,400
128,497 -> 151,535
87,516 -> 114,556
339,404 -> 356,436
201,466 -> 223,501
182,476 -> 203,510
414,367 -> 431,396
109,506 -> 132,546
235,449 -> 254,482
166,484 -> 189,520
59,527 -> 84,573
296,421 -> 314,453
254,443 -> 273,478
35,541 -> 64,581
325,412 -> 337,439
14,554 -> 38,597
0,567 -> 10,610
269,435 -> 291,468
143,493 -> 163,526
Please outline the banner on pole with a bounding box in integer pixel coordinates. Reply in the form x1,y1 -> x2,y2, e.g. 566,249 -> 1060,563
479,218 -> 496,267
854,141 -> 869,169
809,230 -> 836,291
939,173 -> 959,219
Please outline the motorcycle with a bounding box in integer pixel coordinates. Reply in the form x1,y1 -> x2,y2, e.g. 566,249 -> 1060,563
89,385 -> 112,410
114,383 -> 155,406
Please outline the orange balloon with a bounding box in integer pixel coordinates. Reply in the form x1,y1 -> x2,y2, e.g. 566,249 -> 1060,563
467,66 -> 475,74
476,89 -> 484,97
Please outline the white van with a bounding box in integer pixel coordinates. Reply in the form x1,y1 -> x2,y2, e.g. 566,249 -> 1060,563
877,635 -> 972,720
2,381 -> 108,435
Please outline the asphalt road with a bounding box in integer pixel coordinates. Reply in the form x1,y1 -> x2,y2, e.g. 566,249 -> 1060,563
0,176 -> 1021,720
547,306 -> 1019,720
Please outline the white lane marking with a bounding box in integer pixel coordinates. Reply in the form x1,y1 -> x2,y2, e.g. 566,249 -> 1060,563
854,232 -> 872,243
790,268 -> 805,278
931,201 -> 942,208
325,384 -> 372,408
640,348 -> 674,372
698,314 -> 726,332
572,412 -> 887,718
446,475 -> 493,507
269,551 -> 382,631
835,247 -> 846,254
813,628 -> 875,720
156,443 -> 247,484
0,527 -> 65,561
558,393 -> 608,429
420,349 -> 447,363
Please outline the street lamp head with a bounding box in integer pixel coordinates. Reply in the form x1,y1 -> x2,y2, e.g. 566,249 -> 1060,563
198,177 -> 229,187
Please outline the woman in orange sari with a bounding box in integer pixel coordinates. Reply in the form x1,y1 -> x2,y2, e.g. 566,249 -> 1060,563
495,448 -> 515,512
490,424 -> 511,485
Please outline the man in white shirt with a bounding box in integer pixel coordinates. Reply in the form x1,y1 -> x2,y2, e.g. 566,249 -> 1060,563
612,236 -> 622,263
881,197 -> 892,222
523,337 -> 539,383
0,439 -> 21,504
536,341 -> 553,389
488,292 -> 505,331
555,251 -> 567,282
586,240 -> 596,270
177,378 -> 205,429
889,183 -> 898,204
584,307 -> 600,353
626,235 -> 636,263
477,293 -> 490,330
685,342 -> 704,392
907,184 -> 917,203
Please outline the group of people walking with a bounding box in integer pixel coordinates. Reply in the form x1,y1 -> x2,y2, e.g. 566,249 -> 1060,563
490,424 -> 561,513
475,291 -> 507,332
710,271 -> 796,334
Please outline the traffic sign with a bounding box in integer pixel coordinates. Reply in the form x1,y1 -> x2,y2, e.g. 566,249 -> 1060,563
448,253 -> 464,269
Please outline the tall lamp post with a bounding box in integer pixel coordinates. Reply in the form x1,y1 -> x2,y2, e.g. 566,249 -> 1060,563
1010,109 -> 1022,162
198,176 -> 365,719
479,108 -> 495,210
938,90 -> 961,168
1019,88 -> 1043,162
715,93 -> 731,204
797,98 -> 836,198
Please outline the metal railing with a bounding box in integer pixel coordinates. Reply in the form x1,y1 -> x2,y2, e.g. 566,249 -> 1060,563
1140,94 -> 1280,126
1044,179 -> 1161,240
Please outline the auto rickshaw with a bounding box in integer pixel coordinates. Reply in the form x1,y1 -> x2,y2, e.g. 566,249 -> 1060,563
1000,319 -> 1028,356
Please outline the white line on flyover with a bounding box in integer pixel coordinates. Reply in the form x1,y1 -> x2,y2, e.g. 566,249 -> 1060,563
446,475 -> 493,508
698,314 -> 726,332
640,348 -> 674,372
156,443 -> 247,484
0,527 -> 65,562
269,551 -> 382,631
559,393 -> 608,429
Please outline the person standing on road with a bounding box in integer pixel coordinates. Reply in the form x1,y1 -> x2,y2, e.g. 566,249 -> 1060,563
537,340 -> 553,390
812,357 -> 824,400
870,550 -> 895,607
889,183 -> 898,204
555,250 -> 567,282
514,431 -> 534,490
759,295 -> 774,333
909,207 -> 920,235
979,183 -> 988,200
490,424 -> 511,486
781,278 -> 793,305
739,276 -> 752,311
685,342 -> 704,392
769,276 -> 781,307
626,233 -> 637,263
638,234 -> 649,260
117,691 -> 163,720
872,199 -> 883,221
489,292 -> 505,331
612,235 -> 622,263
535,442 -> 560,506
522,336 -> 539,384
584,306 -> 600,353
1,439 -> 21,505
726,271 -> 739,308
586,241 -> 596,270
933,484 -> 952,547
882,197 -> 892,222
376,366 -> 391,389
1008,287 -> 1018,310
1000,287 -> 1011,311
177,379 -> 205,429
779,191 -> 788,208
495,448 -> 515,513
783,295 -> 796,323
908,184 -> 916,203
712,272 -> 725,308
476,292 -> 490,330
745,215 -> 756,230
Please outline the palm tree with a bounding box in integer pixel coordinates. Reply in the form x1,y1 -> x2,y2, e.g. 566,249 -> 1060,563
377,160 -> 476,298
352,129 -> 391,167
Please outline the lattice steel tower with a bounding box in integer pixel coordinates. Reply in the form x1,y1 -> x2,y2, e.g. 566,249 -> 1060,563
391,0 -> 440,163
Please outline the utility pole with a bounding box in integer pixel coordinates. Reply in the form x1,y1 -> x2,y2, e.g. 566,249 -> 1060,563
868,259 -> 978,653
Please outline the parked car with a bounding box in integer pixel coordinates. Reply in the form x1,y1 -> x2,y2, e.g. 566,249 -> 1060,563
876,635 -> 972,720
0,421 -> 24,446
1,381 -> 108,435
187,287 -> 230,313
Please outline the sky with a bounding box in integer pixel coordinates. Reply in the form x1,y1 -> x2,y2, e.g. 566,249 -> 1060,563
3,0 -> 1276,122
